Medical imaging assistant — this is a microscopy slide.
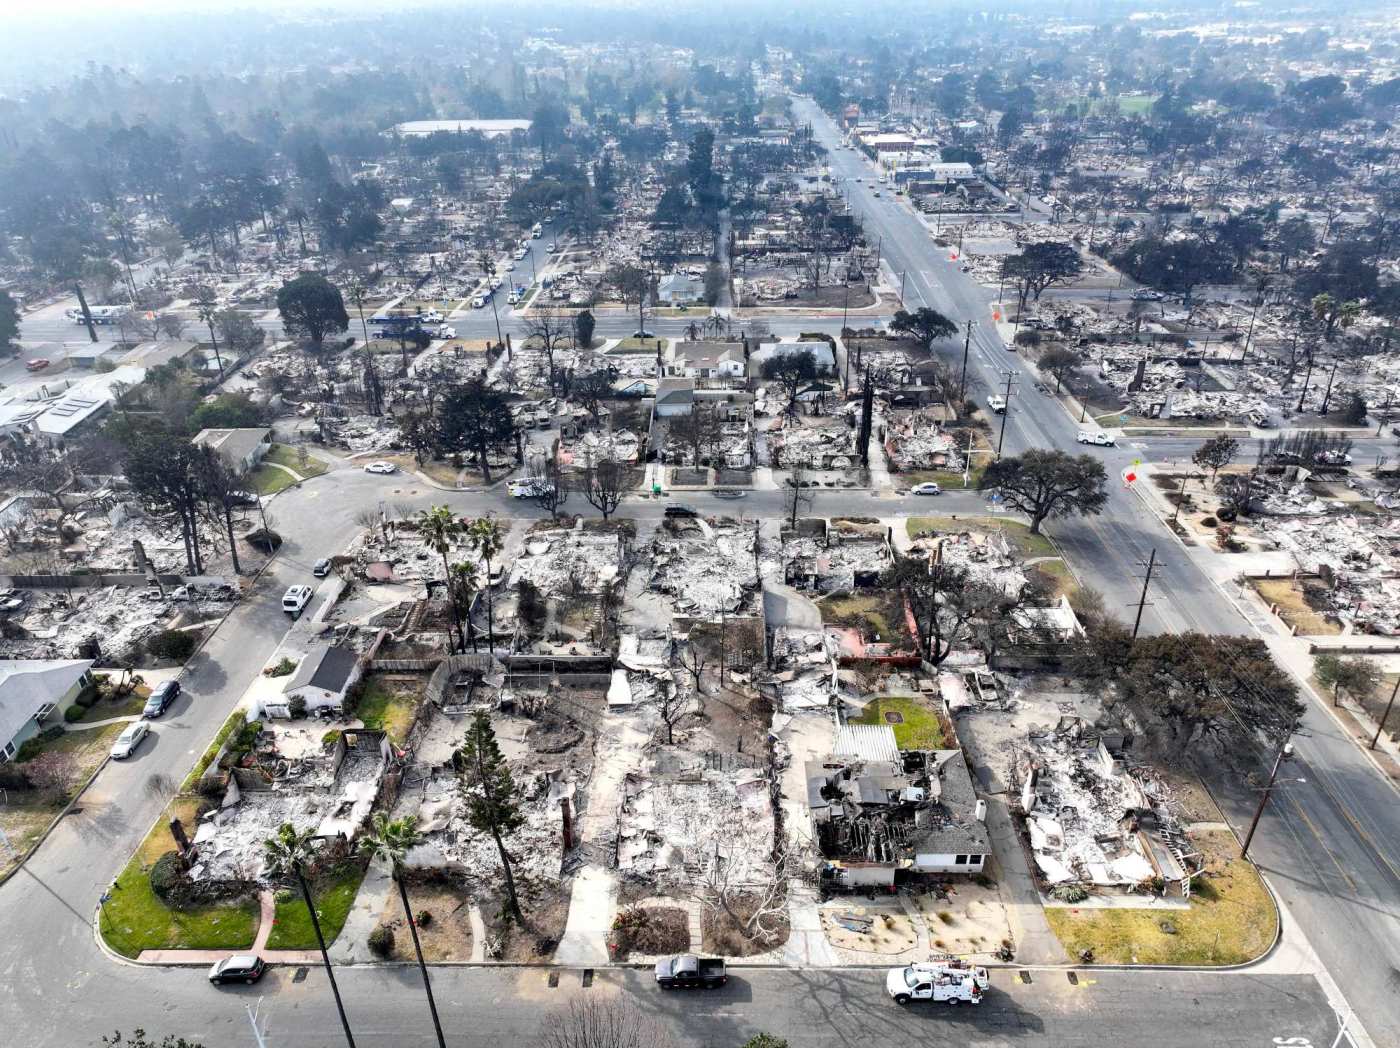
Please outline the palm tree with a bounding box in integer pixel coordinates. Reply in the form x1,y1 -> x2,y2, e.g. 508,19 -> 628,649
466,517 -> 505,650
262,824 -> 357,1048
418,506 -> 465,651
449,562 -> 479,651
287,204 -> 310,254
194,290 -> 224,379
359,814 -> 445,1048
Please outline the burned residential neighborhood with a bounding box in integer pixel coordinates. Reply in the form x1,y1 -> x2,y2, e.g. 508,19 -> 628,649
0,2 -> 1398,1047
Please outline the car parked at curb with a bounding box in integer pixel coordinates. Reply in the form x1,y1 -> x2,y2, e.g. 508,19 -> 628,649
312,558 -> 332,577
363,461 -> 397,474
208,955 -> 266,986
664,504 -> 699,518
911,482 -> 942,496
282,584 -> 314,616
655,955 -> 727,989
142,680 -> 181,719
110,720 -> 149,759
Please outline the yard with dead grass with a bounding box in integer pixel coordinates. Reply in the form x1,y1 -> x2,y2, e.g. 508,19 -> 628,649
819,590 -> 908,639
1044,830 -> 1277,965
375,884 -> 475,961
906,515 -> 1057,558
1252,578 -> 1340,636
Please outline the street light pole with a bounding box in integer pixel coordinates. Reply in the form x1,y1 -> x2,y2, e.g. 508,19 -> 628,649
1241,739 -> 1293,859
996,372 -> 1014,458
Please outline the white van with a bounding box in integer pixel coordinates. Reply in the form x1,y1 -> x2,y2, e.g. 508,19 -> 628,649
282,585 -> 313,616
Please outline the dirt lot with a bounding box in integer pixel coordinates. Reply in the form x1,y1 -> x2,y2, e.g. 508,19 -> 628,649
377,885 -> 474,962
481,883 -> 571,962
821,905 -> 917,954
914,881 -> 1014,957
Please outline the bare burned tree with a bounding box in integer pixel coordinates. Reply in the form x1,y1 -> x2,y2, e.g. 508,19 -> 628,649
523,309 -> 573,394
784,460 -> 815,529
533,456 -> 571,520
655,676 -> 695,745
583,456 -> 629,520
539,998 -> 673,1048
690,821 -> 796,947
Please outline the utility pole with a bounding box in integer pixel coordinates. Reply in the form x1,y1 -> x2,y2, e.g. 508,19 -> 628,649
1378,390 -> 1394,437
958,320 -> 974,401
1130,548 -> 1156,640
898,270 -> 907,308
73,284 -> 99,343
995,371 -> 1015,458
1171,474 -> 1189,525
1372,677 -> 1399,750
841,282 -> 850,334
1241,737 -> 1294,859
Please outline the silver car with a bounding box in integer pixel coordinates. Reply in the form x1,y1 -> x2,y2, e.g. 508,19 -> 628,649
110,720 -> 149,759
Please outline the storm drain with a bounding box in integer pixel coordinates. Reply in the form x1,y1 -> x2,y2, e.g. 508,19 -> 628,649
884,711 -> 904,724
292,968 -> 308,983
1067,972 -> 1079,985
1019,971 -> 1031,984
547,972 -> 559,988
582,969 -> 595,987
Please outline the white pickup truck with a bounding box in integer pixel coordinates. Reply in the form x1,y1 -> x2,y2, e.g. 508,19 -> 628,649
1076,429 -> 1115,447
986,394 -> 1007,414
887,962 -> 990,1006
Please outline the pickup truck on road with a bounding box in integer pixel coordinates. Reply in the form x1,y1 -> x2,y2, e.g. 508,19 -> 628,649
654,954 -> 728,989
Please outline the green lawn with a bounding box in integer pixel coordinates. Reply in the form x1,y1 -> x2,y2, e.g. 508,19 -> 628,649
74,684 -> 149,723
354,677 -> 420,744
100,857 -> 259,958
850,696 -> 945,749
250,463 -> 299,495
1028,559 -> 1076,598
1117,92 -> 1157,116
906,515 -> 1057,558
264,864 -> 366,950
1045,831 -> 1276,965
252,443 -> 330,493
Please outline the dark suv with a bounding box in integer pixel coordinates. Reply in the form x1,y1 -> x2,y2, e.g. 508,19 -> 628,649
664,504 -> 699,519
142,680 -> 181,719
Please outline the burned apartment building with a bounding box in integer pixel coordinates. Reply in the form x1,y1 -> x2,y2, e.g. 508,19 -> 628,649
807,725 -> 989,890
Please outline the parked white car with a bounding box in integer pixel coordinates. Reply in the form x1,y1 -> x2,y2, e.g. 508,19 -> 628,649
110,720 -> 150,760
910,482 -> 942,496
472,295 -> 486,308
363,461 -> 397,474
282,584 -> 314,616
1076,430 -> 1115,446
434,325 -> 456,339
507,293 -> 520,305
